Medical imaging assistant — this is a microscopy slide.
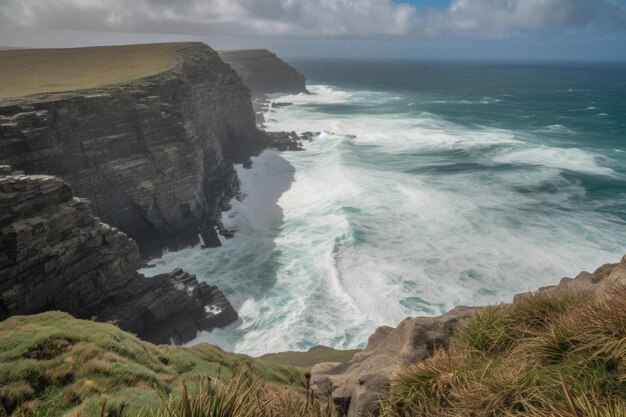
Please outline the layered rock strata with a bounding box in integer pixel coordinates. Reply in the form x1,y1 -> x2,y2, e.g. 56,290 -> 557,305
0,168 -> 237,344
313,258 -> 626,416
0,42 -> 268,255
219,49 -> 308,97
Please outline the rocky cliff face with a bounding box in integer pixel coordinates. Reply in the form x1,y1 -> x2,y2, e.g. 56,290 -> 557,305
0,42 -> 268,255
312,257 -> 626,416
219,49 -> 308,97
0,167 -> 237,344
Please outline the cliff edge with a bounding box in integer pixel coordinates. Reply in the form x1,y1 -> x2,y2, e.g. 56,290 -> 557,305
219,49 -> 308,97
0,42 -> 268,255
0,167 -> 238,344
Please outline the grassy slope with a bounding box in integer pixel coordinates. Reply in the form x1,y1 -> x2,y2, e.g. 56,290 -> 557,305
381,287 -> 626,417
0,43 -> 189,100
0,312 -> 301,416
259,346 -> 360,370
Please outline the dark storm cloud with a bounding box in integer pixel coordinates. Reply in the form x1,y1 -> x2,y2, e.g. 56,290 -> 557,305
0,0 -> 624,39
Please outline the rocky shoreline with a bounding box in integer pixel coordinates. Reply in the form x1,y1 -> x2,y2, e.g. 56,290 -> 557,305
0,166 -> 237,344
0,42 -> 311,346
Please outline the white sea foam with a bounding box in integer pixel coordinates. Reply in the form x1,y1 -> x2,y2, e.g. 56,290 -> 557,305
538,124 -> 576,135
494,146 -> 616,177
142,84 -> 624,356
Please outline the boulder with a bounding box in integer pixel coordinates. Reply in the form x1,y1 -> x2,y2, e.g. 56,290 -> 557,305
312,306 -> 477,416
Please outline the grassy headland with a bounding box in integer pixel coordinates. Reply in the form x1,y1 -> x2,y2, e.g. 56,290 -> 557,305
0,43 -> 188,99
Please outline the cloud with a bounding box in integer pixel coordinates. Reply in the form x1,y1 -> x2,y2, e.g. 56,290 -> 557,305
422,0 -> 626,38
0,0 -> 624,39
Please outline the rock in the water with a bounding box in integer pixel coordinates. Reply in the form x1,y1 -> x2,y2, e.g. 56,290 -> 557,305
267,131 -> 318,152
271,102 -> 293,108
0,169 -> 237,344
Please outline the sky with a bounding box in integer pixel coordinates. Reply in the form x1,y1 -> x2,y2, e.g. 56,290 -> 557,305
1,0 -> 626,60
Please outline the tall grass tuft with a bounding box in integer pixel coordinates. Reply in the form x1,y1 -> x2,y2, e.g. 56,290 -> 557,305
141,368 -> 336,417
379,286 -> 626,417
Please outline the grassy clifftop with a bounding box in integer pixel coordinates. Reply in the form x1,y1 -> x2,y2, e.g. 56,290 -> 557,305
0,43 -> 190,99
0,312 -> 302,416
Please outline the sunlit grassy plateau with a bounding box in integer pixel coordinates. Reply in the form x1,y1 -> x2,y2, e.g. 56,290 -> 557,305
0,43 -> 187,99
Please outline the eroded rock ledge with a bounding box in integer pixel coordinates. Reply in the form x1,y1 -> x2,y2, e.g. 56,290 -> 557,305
0,42 -> 268,256
0,167 -> 237,344
312,257 -> 626,416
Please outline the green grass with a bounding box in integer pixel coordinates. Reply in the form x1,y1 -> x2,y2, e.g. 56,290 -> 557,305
258,346 -> 360,370
0,312 -> 302,416
380,288 -> 626,417
0,43 -> 191,100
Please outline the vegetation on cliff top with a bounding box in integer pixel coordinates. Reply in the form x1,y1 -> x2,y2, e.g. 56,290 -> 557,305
259,346 -> 360,370
0,312 -> 305,416
0,43 -> 190,99
380,287 -> 626,417
2,287 -> 624,417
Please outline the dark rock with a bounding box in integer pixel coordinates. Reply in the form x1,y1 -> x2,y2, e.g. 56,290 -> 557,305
0,42 -> 267,257
218,227 -> 235,239
219,49 -> 308,97
200,225 -> 222,249
267,131 -> 309,152
0,170 -> 237,344
271,102 -> 293,108
301,131 -> 320,141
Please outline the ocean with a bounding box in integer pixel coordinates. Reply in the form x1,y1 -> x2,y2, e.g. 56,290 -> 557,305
142,60 -> 626,356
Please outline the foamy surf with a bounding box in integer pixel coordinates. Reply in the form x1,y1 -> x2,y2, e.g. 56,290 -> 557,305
143,80 -> 625,356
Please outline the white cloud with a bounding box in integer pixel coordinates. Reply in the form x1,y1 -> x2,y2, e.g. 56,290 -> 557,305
0,0 -> 624,39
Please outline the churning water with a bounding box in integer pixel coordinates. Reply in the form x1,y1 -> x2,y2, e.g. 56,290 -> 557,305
142,61 -> 626,355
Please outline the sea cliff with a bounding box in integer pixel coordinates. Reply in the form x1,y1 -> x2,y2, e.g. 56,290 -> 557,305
219,49 -> 308,97
0,42 -> 267,255
0,167 -> 237,344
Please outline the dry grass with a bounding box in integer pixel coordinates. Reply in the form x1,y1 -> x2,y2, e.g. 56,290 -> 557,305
142,369 -> 336,417
380,287 -> 626,417
0,43 -> 190,99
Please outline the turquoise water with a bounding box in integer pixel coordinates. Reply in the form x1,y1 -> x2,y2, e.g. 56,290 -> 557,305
143,61 -> 626,355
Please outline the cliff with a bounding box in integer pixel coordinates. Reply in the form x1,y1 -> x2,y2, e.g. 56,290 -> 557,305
219,49 -> 308,97
312,256 -> 626,416
0,42 -> 268,255
0,167 -> 237,344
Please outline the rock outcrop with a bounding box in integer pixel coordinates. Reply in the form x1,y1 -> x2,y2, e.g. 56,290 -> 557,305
0,168 -> 237,344
219,49 -> 308,97
0,42 -> 268,256
312,306 -> 477,416
313,257 -> 626,416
